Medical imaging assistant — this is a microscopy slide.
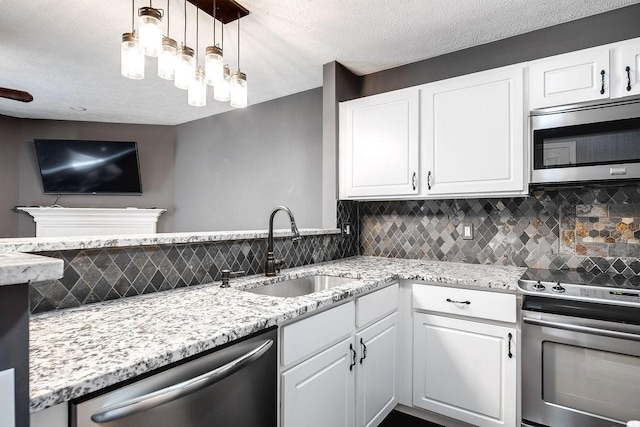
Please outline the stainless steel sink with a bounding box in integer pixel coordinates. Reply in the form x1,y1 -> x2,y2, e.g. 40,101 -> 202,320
245,275 -> 359,298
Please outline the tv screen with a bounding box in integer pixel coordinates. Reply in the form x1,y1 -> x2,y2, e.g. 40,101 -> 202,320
34,139 -> 143,194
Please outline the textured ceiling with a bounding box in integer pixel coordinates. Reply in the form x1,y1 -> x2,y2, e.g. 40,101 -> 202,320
1,0 -> 639,125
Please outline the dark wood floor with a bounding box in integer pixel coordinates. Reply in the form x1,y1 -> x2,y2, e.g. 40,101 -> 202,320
379,410 -> 443,427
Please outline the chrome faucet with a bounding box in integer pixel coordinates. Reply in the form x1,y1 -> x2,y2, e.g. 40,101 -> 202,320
265,206 -> 302,276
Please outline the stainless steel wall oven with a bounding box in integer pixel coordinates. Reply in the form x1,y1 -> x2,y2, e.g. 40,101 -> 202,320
518,269 -> 640,427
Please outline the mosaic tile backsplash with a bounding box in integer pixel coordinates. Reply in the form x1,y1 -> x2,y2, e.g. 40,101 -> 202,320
29,201 -> 359,313
359,184 -> 640,277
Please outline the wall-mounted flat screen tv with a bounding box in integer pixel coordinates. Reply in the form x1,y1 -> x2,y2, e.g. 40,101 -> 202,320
34,139 -> 143,194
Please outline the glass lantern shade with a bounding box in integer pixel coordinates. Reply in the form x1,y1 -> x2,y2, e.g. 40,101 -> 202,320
188,68 -> 207,107
204,46 -> 223,86
174,46 -> 196,90
214,65 -> 231,101
121,32 -> 145,80
138,7 -> 163,57
158,36 -> 178,80
230,71 -> 247,108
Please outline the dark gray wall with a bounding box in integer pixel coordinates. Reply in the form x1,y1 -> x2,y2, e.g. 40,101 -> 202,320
15,120 -> 175,237
0,116 -> 20,237
173,88 -> 323,231
361,3 -> 640,96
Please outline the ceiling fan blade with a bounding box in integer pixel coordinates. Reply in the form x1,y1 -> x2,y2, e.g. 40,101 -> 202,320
0,87 -> 33,103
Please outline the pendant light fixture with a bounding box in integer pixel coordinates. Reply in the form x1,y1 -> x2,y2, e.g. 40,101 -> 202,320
158,0 -> 178,80
230,14 -> 247,108
204,0 -> 223,87
138,1 -> 164,57
121,0 -> 145,79
188,0 -> 206,107
175,0 -> 196,90
213,25 -> 230,102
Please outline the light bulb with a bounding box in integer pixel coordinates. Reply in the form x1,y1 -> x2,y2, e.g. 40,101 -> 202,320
188,67 -> 207,107
121,32 -> 145,79
138,7 -> 163,57
214,65 -> 231,101
174,46 -> 195,90
158,36 -> 177,80
205,46 -> 223,86
230,71 -> 247,108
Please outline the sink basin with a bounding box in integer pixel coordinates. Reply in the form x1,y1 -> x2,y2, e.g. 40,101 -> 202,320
246,275 -> 359,298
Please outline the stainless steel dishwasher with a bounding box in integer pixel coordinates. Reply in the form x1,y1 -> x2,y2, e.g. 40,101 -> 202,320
72,328 -> 277,427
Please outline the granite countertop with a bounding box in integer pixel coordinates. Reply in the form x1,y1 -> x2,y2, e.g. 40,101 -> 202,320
0,228 -> 340,253
0,252 -> 63,286
29,256 -> 526,412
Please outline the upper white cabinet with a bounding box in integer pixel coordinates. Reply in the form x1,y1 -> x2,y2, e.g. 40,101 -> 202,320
529,46 -> 610,109
529,37 -> 640,109
339,88 -> 419,199
421,65 -> 527,197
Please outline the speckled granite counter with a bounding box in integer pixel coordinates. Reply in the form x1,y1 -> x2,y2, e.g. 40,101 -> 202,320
0,228 -> 339,253
30,256 -> 525,412
0,252 -> 63,286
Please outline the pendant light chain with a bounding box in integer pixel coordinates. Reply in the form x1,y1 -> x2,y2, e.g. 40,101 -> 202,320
183,0 -> 187,45
166,0 -> 170,35
237,13 -> 240,70
131,0 -> 135,31
213,0 -> 217,45
195,0 -> 199,62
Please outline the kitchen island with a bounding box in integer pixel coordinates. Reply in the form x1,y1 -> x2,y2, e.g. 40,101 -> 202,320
30,256 -> 525,413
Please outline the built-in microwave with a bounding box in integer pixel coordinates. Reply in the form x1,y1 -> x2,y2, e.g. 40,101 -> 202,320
531,98 -> 640,186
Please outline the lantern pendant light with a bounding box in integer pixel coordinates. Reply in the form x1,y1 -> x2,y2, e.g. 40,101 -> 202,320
205,0 -> 223,87
121,0 -> 145,79
158,0 -> 178,80
230,15 -> 247,108
138,1 -> 164,57
175,0 -> 196,90
188,0 -> 206,106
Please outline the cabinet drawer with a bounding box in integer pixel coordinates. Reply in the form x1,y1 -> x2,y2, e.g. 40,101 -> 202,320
282,302 -> 355,367
356,283 -> 399,328
412,284 -> 515,323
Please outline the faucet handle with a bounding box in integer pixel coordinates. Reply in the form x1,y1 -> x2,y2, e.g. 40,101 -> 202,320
220,269 -> 246,288
274,259 -> 285,273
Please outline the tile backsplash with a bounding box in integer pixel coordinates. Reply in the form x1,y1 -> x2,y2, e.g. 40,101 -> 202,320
359,184 -> 640,278
29,201 -> 359,313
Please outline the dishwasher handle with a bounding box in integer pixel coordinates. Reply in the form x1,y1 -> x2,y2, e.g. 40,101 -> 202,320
91,339 -> 274,424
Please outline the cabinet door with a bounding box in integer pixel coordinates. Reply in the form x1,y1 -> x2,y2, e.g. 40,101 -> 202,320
529,46 -> 610,109
339,88 -> 419,199
413,313 -> 516,427
282,337 -> 355,427
355,312 -> 398,427
617,39 -> 640,97
421,66 -> 525,197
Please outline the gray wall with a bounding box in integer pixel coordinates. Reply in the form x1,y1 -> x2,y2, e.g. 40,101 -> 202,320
361,3 -> 640,96
0,116 -> 20,237
15,120 -> 175,236
173,88 -> 323,232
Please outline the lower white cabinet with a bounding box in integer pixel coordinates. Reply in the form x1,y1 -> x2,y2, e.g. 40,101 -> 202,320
281,284 -> 399,427
356,312 -> 399,427
412,284 -> 516,427
282,337 -> 355,427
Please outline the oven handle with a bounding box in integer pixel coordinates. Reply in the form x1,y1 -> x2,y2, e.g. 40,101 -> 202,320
90,339 -> 273,424
523,317 -> 640,342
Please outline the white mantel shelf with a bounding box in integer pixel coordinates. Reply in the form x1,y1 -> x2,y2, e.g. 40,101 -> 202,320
0,229 -> 341,253
16,207 -> 166,238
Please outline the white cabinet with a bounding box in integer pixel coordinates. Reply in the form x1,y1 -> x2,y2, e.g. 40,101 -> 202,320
529,37 -> 640,109
282,337 -> 355,427
339,88 -> 419,199
421,65 -> 526,197
280,285 -> 399,427
356,312 -> 398,427
412,284 -> 516,427
529,46 -> 610,109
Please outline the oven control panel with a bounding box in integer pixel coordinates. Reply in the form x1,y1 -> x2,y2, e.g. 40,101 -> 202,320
518,279 -> 640,306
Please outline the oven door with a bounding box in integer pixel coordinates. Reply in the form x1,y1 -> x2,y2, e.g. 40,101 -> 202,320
521,310 -> 640,427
